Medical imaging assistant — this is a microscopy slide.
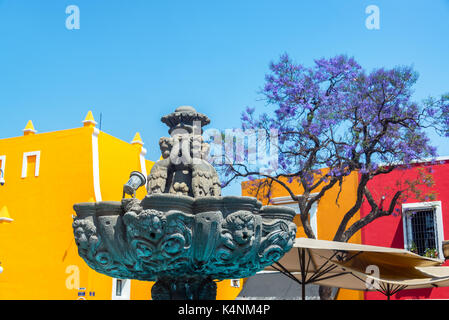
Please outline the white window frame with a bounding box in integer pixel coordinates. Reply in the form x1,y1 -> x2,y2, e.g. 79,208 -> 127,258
402,201 -> 444,258
230,279 -> 241,288
271,194 -> 319,238
21,151 -> 41,178
0,155 -> 5,183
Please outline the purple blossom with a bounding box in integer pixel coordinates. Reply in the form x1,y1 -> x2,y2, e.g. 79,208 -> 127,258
219,53 -> 443,228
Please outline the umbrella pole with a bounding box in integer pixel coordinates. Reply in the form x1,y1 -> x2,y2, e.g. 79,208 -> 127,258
385,283 -> 391,300
302,281 -> 306,301
300,248 -> 306,301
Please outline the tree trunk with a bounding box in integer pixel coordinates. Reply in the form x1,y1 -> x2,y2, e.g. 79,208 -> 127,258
319,285 -> 335,300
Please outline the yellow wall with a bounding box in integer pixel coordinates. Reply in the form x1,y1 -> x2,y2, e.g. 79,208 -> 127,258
0,124 -> 157,299
0,127 -> 105,299
98,131 -> 149,201
0,121 -> 243,300
216,279 -> 247,300
241,171 -> 364,300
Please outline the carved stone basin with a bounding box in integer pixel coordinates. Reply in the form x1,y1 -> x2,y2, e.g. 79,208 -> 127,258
73,195 -> 296,298
72,106 -> 297,299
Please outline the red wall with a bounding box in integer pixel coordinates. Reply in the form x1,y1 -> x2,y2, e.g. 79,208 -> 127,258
361,159 -> 449,300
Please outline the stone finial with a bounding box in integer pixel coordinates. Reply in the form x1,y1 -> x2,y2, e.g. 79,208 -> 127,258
82,111 -> 97,128
131,132 -> 144,146
23,120 -> 37,136
0,206 -> 13,223
161,106 -> 210,135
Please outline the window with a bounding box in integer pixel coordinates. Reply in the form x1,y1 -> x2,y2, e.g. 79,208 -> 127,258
406,210 -> 437,255
0,155 -> 5,184
112,278 -> 130,300
21,151 -> 41,178
403,202 -> 444,259
230,279 -> 240,288
115,279 -> 123,296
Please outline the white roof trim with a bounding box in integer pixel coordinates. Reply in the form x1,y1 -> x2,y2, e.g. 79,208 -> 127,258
270,193 -> 318,204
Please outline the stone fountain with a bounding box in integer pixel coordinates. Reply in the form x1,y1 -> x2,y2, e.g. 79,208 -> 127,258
72,106 -> 297,300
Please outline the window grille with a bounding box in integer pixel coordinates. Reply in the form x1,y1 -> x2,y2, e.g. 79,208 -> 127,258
116,279 -> 123,296
406,209 -> 438,256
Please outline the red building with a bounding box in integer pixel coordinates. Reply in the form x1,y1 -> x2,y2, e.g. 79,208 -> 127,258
361,157 -> 449,300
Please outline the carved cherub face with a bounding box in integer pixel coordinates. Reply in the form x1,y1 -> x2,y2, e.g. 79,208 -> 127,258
73,226 -> 86,248
72,219 -> 97,249
144,211 -> 165,239
225,211 -> 256,245
124,209 -> 166,241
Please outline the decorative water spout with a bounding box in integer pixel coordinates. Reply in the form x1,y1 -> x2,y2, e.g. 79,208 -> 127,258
72,106 -> 297,300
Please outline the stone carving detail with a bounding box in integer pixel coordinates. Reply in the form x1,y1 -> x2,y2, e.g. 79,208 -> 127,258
146,106 -> 221,198
73,218 -> 99,259
258,219 -> 297,267
72,106 -> 297,300
214,212 -> 261,270
73,198 -> 296,283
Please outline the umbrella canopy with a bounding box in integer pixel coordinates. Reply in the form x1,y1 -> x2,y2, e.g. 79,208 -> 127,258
312,265 -> 449,291
265,238 -> 449,299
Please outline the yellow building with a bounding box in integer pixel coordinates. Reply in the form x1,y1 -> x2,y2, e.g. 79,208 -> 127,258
241,172 -> 364,300
0,112 -> 243,300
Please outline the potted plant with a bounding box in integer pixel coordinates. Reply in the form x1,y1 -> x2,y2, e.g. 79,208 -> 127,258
410,242 -> 418,254
424,248 -> 438,258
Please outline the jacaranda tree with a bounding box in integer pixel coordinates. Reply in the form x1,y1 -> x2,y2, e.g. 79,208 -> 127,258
216,53 -> 446,298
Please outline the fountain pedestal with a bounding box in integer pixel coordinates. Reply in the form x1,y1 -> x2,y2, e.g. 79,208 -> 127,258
151,276 -> 217,300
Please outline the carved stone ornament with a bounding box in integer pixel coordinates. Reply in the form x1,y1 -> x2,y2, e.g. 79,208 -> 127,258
73,106 -> 297,300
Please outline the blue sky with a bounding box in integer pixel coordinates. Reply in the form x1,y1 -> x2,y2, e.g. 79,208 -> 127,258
0,0 -> 448,195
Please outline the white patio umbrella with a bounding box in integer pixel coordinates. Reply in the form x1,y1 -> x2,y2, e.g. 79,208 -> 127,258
266,238 -> 449,300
